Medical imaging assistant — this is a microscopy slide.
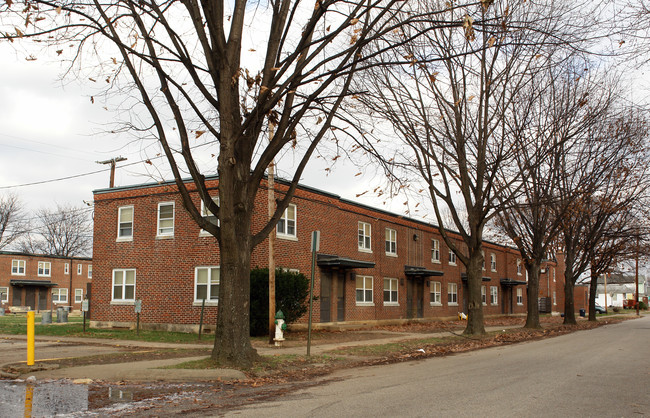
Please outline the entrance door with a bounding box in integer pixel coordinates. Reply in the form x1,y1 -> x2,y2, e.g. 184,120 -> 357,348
320,272 -> 331,323
336,273 -> 345,322
416,281 -> 424,318
38,289 -> 47,310
406,280 -> 414,319
25,288 -> 36,310
13,287 -> 21,307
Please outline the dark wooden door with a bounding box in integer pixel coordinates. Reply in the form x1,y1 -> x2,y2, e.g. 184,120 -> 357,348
406,280 -> 414,319
320,272 -> 331,323
416,281 -> 424,318
13,287 -> 21,306
38,289 -> 47,310
336,273 -> 345,322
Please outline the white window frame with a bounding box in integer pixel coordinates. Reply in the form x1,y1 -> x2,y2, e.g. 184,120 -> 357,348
75,288 -> 83,303
157,201 -> 175,237
277,204 -> 297,240
194,266 -> 220,305
553,267 -> 556,282
199,197 -> 220,236
448,283 -> 458,305
516,288 -> 524,305
356,275 -> 374,305
358,222 -> 372,252
481,285 -> 487,305
64,263 -> 69,274
383,277 -> 399,305
0,287 -> 8,303
11,259 -> 25,276
117,206 -> 134,241
517,259 -> 522,275
553,290 -> 557,306
448,249 -> 457,266
431,239 -> 440,263
77,264 -> 82,275
482,250 -> 486,270
52,288 -> 68,304
430,281 -> 442,306
112,269 -> 136,303
38,261 -> 51,277
490,253 -> 497,272
490,286 -> 498,305
385,228 -> 397,256
88,265 -> 92,278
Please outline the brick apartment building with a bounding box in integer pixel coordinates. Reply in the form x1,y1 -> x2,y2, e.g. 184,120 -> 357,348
90,176 -> 560,333
0,251 -> 92,313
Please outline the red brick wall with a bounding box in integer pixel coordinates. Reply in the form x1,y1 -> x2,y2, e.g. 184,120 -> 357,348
0,252 -> 92,311
91,178 -> 533,328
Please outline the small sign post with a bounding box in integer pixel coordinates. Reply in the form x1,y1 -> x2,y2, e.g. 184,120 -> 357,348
81,299 -> 89,332
134,300 -> 142,336
307,231 -> 320,357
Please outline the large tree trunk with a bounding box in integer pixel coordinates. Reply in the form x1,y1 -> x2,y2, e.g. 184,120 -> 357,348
588,270 -> 599,322
524,262 -> 541,329
563,277 -> 577,325
464,251 -> 485,335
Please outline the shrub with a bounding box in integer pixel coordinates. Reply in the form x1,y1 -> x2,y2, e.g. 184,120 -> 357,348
250,267 -> 310,336
612,307 -> 620,313
639,301 -> 648,310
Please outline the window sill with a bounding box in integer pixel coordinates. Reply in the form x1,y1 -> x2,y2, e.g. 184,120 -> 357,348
193,301 -> 218,307
111,300 -> 135,306
383,302 -> 399,307
430,302 -> 442,307
448,302 -> 458,306
116,237 -> 133,242
11,273 -> 26,276
199,231 -> 215,237
53,302 -> 69,305
277,234 -> 298,242
491,269 -> 497,273
449,263 -> 457,267
491,303 -> 498,306
517,303 -> 524,306
37,275 -> 51,278
355,302 -> 375,307
385,252 -> 398,258
156,234 -> 174,240
431,260 -> 441,264
482,302 -> 487,306
358,248 -> 373,254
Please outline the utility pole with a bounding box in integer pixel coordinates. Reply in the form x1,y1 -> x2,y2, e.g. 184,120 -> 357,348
635,234 -> 640,316
268,123 -> 276,344
96,157 -> 127,188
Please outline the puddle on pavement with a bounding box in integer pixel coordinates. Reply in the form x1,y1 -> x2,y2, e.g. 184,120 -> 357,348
0,379 -> 212,417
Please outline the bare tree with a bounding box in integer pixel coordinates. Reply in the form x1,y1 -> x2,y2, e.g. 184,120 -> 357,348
355,0 -> 585,335
556,109 -> 648,325
0,192 -> 28,250
1,1 -> 447,366
496,61 -> 617,329
19,204 -> 92,257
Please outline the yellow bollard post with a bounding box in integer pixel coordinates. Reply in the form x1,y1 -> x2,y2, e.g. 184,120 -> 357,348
27,311 -> 35,366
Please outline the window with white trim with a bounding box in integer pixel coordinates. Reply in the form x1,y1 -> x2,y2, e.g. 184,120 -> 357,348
200,197 -> 219,235
516,288 -> 523,305
75,288 -> 83,303
0,287 -> 8,303
553,290 -> 557,305
117,206 -> 134,240
448,249 -> 457,265
517,259 -> 522,275
157,202 -> 175,237
64,263 -> 69,274
481,285 -> 487,305
490,286 -> 498,305
52,288 -> 68,304
430,281 -> 441,305
277,204 -> 297,238
552,267 -> 556,282
490,253 -> 497,272
77,264 -> 82,275
11,260 -> 25,275
448,283 -> 458,305
356,275 -> 373,303
431,239 -> 440,263
383,277 -> 398,304
358,222 -> 371,252
112,269 -> 136,302
481,250 -> 486,270
195,266 -> 220,303
38,261 -> 51,277
88,265 -> 92,278
385,228 -> 397,256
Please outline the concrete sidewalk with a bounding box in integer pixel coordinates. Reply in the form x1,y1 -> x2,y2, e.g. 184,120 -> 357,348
1,325 -> 519,383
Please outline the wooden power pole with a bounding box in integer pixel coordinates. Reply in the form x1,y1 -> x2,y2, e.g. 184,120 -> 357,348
96,156 -> 127,188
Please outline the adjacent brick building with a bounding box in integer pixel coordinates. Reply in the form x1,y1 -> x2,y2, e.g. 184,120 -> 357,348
90,176 -> 553,332
0,251 -> 92,313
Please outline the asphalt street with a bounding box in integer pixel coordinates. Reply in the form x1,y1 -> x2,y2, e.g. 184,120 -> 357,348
229,315 -> 650,417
